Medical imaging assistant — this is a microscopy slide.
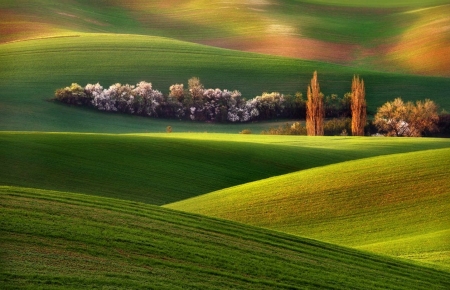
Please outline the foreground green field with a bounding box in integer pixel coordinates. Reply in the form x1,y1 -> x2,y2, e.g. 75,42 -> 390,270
1,34 -> 450,133
2,132 -> 450,205
167,148 -> 450,270
2,186 -> 450,289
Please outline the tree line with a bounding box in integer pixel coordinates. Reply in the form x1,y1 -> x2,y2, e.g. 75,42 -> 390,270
54,77 -> 351,123
287,71 -> 439,137
54,72 -> 443,137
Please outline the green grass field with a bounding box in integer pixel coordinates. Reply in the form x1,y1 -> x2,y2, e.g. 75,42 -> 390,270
1,0 -> 450,288
2,186 -> 450,289
299,0 -> 450,7
1,0 -> 449,133
2,132 -> 450,205
2,0 -> 449,74
167,148 -> 450,269
1,34 -> 450,133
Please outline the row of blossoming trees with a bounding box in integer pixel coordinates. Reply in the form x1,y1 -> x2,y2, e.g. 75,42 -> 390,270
54,76 -> 351,124
55,78 -> 290,123
54,73 -> 441,136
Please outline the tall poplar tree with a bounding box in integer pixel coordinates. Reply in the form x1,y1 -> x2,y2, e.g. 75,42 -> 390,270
306,71 -> 324,136
351,75 -> 367,136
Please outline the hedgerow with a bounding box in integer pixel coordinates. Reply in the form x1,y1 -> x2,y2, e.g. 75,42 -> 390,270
54,78 -> 352,124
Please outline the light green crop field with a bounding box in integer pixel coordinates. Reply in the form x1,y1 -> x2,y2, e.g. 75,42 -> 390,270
1,34 -> 450,133
167,148 -> 450,270
2,132 -> 450,205
2,186 -> 450,289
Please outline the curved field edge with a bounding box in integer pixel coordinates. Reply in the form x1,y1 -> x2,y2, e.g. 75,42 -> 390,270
1,34 -> 450,133
2,1 -> 450,77
1,186 -> 450,289
2,132 -> 450,205
166,148 -> 450,269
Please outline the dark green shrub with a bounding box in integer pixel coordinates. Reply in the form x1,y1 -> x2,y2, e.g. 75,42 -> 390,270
324,118 -> 352,136
261,122 -> 307,135
54,83 -> 89,106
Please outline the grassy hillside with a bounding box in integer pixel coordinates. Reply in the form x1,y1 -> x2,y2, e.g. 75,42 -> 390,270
1,34 -> 450,133
2,186 -> 450,289
300,0 -> 450,7
2,132 -> 450,205
166,148 -> 450,269
2,1 -> 449,76
1,1 -> 449,287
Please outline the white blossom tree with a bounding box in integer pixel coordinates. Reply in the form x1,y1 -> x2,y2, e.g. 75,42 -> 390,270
253,92 -> 285,120
91,84 -> 118,112
133,81 -> 164,117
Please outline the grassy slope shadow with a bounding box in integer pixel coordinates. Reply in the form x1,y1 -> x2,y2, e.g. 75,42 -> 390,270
2,132 -> 450,205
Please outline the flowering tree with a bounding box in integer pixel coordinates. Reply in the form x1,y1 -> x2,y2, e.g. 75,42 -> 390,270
90,83 -> 117,112
88,81 -> 165,116
169,83 -> 185,102
188,77 -> 204,100
190,88 -> 250,122
374,98 -> 439,136
114,84 -> 135,114
56,75 -> 374,125
253,92 -> 285,120
133,81 -> 165,117
85,83 -> 103,99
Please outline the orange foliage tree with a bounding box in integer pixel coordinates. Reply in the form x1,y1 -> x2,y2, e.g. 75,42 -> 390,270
306,71 -> 324,136
351,75 -> 367,136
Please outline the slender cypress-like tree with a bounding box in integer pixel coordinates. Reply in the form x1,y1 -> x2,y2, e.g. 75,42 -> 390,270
351,75 -> 367,136
306,71 -> 324,136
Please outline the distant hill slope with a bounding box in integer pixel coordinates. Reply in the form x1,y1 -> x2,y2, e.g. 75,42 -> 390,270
1,34 -> 450,133
2,132 -> 450,205
166,148 -> 450,270
1,0 -> 449,76
2,186 -> 450,289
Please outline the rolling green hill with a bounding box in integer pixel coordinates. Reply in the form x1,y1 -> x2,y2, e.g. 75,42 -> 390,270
1,0 -> 449,285
2,185 -> 450,289
300,0 -> 450,7
2,0 -> 449,76
1,1 -> 449,132
2,132 -> 450,205
1,34 -> 450,133
166,148 -> 450,270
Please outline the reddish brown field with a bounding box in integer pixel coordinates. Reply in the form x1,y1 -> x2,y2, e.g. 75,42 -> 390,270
200,35 -> 358,63
383,5 -> 450,76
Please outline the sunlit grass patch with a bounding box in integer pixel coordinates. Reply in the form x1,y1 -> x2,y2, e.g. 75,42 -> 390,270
2,185 -> 450,289
167,148 -> 450,269
2,132 -> 449,205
